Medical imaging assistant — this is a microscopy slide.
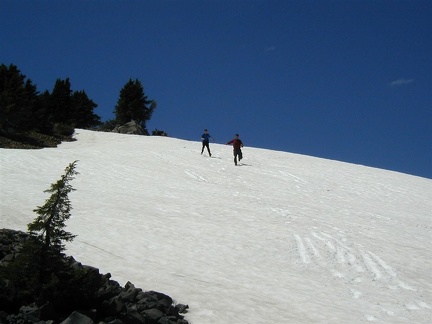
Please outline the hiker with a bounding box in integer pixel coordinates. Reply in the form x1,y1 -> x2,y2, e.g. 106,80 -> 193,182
201,129 -> 214,156
226,134 -> 244,166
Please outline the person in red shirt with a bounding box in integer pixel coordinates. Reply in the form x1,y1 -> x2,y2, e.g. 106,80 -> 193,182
226,134 -> 244,166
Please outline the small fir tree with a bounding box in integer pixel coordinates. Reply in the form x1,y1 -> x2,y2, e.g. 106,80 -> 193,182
28,160 -> 79,253
0,161 -> 103,313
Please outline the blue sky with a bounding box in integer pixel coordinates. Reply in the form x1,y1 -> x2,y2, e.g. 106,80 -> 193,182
1,0 -> 431,178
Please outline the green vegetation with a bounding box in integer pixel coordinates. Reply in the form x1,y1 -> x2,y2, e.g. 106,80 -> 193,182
28,161 -> 78,254
0,64 -> 101,135
114,78 -> 157,134
0,161 -> 101,313
0,63 -> 159,145
0,159 -> 186,322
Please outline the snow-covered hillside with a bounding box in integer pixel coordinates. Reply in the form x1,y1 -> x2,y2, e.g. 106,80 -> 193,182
1,129 -> 431,323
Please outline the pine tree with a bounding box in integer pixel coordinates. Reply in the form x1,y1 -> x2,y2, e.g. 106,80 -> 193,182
49,78 -> 73,125
0,64 -> 39,132
72,90 -> 101,128
1,64 -> 103,135
33,90 -> 55,134
28,160 -> 79,254
114,78 -> 157,133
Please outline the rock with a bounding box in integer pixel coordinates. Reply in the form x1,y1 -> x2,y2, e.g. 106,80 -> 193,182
60,311 -> 94,324
102,296 -> 125,316
19,304 -> 41,322
40,302 -> 58,321
175,304 -> 189,314
119,281 -> 140,301
143,308 -> 164,323
103,318 -> 124,324
124,304 -> 145,324
112,120 -> 148,135
0,229 -> 190,324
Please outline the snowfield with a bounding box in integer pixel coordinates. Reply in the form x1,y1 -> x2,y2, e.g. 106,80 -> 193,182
1,129 -> 431,323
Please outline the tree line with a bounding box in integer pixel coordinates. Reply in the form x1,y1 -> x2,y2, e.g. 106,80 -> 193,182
0,63 -> 157,136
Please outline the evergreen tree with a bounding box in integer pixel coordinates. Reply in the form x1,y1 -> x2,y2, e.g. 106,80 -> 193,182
48,79 -> 101,129
0,64 -> 103,137
0,64 -> 39,132
28,160 -> 79,254
0,161 -> 96,312
114,78 -> 156,132
49,78 -> 73,125
22,78 -> 40,129
72,90 -> 101,128
34,90 -> 55,134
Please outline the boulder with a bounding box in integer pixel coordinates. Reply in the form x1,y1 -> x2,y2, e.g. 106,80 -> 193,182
60,311 -> 94,324
112,120 -> 148,135
0,229 -> 190,324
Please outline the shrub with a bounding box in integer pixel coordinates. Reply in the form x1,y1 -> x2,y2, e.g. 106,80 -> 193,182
53,123 -> 75,136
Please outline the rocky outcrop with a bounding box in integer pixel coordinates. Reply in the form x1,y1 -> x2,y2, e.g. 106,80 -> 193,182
0,229 -> 189,324
112,120 -> 148,136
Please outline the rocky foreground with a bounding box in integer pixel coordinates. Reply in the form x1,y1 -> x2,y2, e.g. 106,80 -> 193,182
0,229 -> 190,324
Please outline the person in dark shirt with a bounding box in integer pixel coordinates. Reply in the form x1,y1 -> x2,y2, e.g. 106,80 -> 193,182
201,129 -> 214,156
226,134 -> 244,166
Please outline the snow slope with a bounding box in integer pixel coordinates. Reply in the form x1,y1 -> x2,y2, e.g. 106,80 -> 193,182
1,129 -> 431,323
